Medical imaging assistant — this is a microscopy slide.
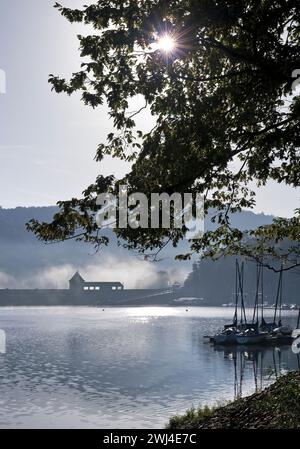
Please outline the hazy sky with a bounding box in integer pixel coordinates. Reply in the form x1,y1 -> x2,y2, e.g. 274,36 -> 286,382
0,0 -> 299,217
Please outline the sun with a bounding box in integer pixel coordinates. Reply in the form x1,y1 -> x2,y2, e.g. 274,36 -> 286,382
157,34 -> 176,54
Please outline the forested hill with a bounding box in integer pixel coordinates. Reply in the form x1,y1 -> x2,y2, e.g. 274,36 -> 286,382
0,206 -> 273,244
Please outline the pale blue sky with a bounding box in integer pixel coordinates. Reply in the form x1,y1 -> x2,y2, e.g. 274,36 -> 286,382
0,0 -> 299,217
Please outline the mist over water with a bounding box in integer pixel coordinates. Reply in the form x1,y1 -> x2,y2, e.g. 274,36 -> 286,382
0,307 -> 299,429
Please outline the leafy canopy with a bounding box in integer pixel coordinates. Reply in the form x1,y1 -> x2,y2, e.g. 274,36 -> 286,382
28,0 -> 300,270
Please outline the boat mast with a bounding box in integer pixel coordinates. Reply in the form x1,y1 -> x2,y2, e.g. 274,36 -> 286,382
261,262 -> 264,324
278,266 -> 283,327
274,267 -> 283,326
252,262 -> 261,325
238,261 -> 247,325
233,259 -> 239,327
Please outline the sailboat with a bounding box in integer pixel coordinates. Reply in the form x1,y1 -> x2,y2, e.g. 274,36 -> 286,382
213,260 -> 244,345
236,329 -> 267,345
211,260 -> 298,346
269,267 -> 294,344
236,263 -> 268,345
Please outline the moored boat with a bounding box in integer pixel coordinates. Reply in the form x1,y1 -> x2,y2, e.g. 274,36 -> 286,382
212,260 -> 245,345
213,328 -> 239,345
236,330 -> 268,345
210,261 -> 299,348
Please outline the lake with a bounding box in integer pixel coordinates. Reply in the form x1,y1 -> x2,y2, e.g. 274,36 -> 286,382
0,306 -> 299,429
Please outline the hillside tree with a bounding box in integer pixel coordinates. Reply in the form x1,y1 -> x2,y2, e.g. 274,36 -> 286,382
28,0 -> 300,271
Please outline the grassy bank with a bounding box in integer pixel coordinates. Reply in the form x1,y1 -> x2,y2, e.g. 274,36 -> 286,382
167,371 -> 300,429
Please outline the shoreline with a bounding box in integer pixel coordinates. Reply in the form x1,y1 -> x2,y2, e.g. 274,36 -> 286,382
0,304 -> 298,310
168,371 -> 300,429
0,304 -> 298,311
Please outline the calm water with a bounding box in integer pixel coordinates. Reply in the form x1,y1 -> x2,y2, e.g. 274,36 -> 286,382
0,306 -> 299,429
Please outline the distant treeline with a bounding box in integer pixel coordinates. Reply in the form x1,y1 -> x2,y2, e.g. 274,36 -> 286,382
182,256 -> 300,305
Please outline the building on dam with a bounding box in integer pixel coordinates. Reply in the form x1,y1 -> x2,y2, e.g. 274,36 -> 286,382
0,271 -> 185,306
